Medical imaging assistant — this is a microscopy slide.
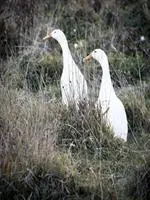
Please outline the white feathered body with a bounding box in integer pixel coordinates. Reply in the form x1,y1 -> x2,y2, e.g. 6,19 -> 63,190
96,95 -> 128,141
94,49 -> 128,141
61,53 -> 88,107
51,30 -> 89,108
49,29 -> 88,108
44,29 -> 88,109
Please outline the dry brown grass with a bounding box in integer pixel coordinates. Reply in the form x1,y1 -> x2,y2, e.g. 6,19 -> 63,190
1,80 -> 150,199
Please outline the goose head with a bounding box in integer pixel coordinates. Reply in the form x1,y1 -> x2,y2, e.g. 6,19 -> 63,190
83,49 -> 108,70
43,29 -> 67,44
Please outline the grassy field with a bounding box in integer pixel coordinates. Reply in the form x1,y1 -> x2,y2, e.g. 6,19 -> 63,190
1,1 -> 150,199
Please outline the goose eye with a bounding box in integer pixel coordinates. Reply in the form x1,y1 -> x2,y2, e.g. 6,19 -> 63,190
94,50 -> 97,53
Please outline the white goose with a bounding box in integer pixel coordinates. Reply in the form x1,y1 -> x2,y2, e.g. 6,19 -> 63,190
43,29 -> 88,109
83,49 -> 128,141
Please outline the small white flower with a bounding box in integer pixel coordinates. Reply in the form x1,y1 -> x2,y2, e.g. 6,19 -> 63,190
70,142 -> 75,147
140,36 -> 145,41
73,29 -> 76,33
74,43 -> 78,49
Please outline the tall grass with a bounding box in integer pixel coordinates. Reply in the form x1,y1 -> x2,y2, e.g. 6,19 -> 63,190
1,73 -> 150,199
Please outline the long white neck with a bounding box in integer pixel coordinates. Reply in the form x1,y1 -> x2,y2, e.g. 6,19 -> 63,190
98,58 -> 115,101
58,38 -> 75,72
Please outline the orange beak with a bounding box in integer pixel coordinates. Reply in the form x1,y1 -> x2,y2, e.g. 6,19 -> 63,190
83,54 -> 92,63
43,34 -> 51,41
